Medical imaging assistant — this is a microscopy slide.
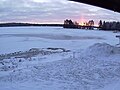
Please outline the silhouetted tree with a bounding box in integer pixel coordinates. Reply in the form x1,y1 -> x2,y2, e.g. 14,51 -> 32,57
101,21 -> 106,30
98,20 -> 102,28
74,21 -> 79,25
116,22 -> 120,30
100,21 -> 120,31
88,20 -> 94,26
64,19 -> 79,28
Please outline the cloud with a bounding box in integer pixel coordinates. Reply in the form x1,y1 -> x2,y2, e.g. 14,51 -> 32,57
0,0 -> 120,23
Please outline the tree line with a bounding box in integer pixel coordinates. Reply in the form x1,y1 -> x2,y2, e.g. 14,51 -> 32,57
99,20 -> 120,31
64,19 -> 95,29
64,19 -> 120,31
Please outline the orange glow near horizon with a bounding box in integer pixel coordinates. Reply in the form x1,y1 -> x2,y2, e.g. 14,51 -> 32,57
79,22 -> 85,26
79,15 -> 87,26
78,15 -> 98,26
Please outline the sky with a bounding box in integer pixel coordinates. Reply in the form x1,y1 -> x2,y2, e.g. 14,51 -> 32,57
0,0 -> 120,25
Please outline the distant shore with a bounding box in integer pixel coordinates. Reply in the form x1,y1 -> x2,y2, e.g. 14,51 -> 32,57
0,23 -> 63,27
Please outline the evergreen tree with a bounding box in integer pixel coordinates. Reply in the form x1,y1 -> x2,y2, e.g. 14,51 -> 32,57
98,20 -> 102,28
102,21 -> 106,30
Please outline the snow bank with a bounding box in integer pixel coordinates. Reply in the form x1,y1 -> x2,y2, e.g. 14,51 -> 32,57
85,43 -> 120,56
0,43 -> 120,90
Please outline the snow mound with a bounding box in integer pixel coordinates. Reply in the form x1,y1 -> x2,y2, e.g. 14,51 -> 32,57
85,43 -> 120,56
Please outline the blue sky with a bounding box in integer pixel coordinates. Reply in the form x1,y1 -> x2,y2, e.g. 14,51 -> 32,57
0,0 -> 120,24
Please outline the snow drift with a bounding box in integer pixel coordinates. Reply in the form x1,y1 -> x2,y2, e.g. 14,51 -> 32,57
85,43 -> 120,56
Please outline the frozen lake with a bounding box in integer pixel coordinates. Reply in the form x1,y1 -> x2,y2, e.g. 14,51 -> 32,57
0,26 -> 119,54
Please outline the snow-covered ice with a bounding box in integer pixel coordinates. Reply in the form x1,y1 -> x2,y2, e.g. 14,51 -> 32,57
0,27 -> 120,90
0,26 -> 119,54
